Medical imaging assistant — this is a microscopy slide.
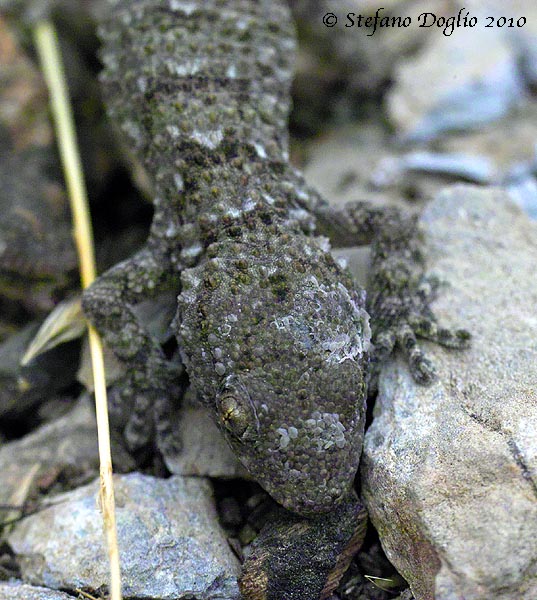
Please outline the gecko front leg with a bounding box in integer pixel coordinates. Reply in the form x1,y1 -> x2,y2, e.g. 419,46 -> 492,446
82,242 -> 184,452
306,196 -> 471,383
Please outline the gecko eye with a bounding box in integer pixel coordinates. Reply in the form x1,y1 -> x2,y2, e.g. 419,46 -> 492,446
216,393 -> 251,440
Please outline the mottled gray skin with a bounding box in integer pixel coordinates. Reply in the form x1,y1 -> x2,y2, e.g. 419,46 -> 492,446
83,0 -> 469,515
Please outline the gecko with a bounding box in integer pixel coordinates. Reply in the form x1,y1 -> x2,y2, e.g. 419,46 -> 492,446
83,0 -> 469,516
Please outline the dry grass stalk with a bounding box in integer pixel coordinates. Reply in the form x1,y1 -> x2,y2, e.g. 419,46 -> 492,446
33,20 -> 122,600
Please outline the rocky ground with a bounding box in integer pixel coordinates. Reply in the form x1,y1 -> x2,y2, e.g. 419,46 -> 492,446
0,1 -> 536,599
362,188 -> 537,600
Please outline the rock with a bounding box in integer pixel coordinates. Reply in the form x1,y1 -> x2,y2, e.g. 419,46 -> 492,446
387,24 -> 525,141
164,393 -> 247,478
505,173 -> 537,220
468,0 -> 537,88
375,151 -> 495,184
289,0 -> 443,105
8,472 -> 241,599
300,124 -> 493,211
301,98 -> 537,222
300,124 -> 431,209
0,582 -> 74,600
362,186 -> 537,599
437,101 -> 537,177
301,125 -> 396,207
0,396 -> 100,508
331,247 -> 370,291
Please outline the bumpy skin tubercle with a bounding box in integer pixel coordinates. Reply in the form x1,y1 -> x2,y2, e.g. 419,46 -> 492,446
84,0 -> 469,515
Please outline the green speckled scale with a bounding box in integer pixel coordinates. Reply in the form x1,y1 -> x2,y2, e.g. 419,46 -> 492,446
84,0 -> 469,515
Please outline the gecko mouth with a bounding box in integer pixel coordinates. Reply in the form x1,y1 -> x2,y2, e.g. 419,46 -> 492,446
255,459 -> 354,516
275,484 -> 349,516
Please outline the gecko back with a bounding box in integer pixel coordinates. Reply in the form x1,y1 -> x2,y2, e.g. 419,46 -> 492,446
99,0 -> 297,202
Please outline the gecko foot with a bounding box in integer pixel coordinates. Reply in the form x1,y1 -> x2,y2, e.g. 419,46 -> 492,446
373,312 -> 470,385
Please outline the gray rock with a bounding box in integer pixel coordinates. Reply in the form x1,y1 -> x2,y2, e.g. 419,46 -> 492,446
331,247 -> 370,291
301,125 -> 416,207
301,99 -> 537,221
8,473 -> 240,599
505,174 -> 537,220
472,0 -> 537,87
376,151 -> 496,184
436,101 -> 537,176
362,186 -> 537,600
164,394 -> 248,478
0,582 -> 74,600
387,25 -> 525,141
0,396 -> 100,507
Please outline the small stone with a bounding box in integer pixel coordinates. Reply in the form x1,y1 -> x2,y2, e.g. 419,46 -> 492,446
8,473 -> 241,599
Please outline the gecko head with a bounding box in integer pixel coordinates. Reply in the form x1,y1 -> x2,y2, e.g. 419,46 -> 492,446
178,244 -> 371,515
213,350 -> 367,515
176,231 -> 370,515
